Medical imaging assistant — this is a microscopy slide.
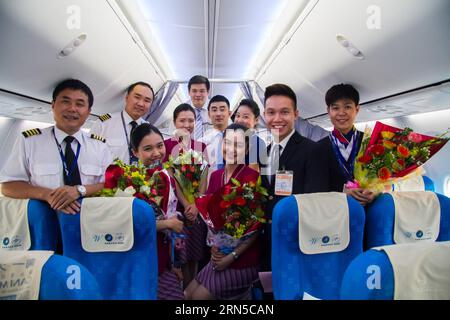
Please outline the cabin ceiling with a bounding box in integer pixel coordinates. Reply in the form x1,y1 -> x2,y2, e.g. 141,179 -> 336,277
0,0 -> 449,126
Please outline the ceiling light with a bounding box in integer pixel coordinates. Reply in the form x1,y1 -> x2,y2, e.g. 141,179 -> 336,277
336,34 -> 365,60
57,33 -> 87,59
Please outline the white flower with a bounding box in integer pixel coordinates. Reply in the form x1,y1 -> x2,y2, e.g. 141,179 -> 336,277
124,186 -> 136,196
140,185 -> 150,195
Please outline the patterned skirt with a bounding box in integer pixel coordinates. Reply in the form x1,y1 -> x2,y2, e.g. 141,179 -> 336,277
195,261 -> 258,299
178,218 -> 208,264
157,270 -> 185,300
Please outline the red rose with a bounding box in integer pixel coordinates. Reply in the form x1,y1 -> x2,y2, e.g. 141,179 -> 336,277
397,145 -> 410,158
220,200 -> 232,209
104,165 -> 124,188
370,144 -> 385,156
190,166 -> 195,173
378,167 -> 391,180
224,185 -> 233,195
397,159 -> 405,168
358,154 -> 373,164
186,172 -> 193,180
234,197 -> 246,206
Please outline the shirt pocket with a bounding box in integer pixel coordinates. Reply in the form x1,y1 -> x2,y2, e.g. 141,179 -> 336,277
107,138 -> 126,147
80,164 -> 103,185
30,164 -> 61,189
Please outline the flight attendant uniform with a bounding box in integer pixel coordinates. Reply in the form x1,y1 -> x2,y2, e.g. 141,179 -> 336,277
90,111 -> 148,165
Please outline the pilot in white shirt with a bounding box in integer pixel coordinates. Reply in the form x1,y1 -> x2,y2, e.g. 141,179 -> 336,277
90,81 -> 154,164
0,79 -> 113,215
0,126 -> 112,189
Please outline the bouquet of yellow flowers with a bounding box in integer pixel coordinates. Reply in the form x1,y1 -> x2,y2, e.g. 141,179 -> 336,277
349,122 -> 449,191
163,149 -> 208,204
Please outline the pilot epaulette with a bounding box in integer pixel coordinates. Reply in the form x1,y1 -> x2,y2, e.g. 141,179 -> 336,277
90,134 -> 106,143
22,128 -> 42,138
98,113 -> 112,122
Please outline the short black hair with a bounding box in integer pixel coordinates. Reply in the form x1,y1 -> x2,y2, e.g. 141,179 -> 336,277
264,83 -> 297,110
126,81 -> 155,98
173,103 -> 195,122
188,75 -> 210,91
236,99 -> 260,118
325,83 -> 360,106
223,123 -> 250,152
130,123 -> 164,151
52,79 -> 94,108
208,95 -> 230,111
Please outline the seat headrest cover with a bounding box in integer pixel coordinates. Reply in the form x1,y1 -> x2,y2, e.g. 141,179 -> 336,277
0,198 -> 30,251
295,192 -> 350,255
0,250 -> 53,300
374,241 -> 450,299
393,175 -> 425,192
392,191 -> 440,244
80,197 -> 134,252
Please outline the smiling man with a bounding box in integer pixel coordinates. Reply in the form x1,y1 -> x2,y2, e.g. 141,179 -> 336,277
200,95 -> 232,171
317,83 -> 376,206
188,75 -> 211,141
0,79 -> 112,215
260,83 -> 329,273
90,81 -> 154,164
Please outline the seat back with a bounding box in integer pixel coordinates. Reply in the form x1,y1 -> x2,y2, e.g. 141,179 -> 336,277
365,192 -> 450,249
272,194 -> 365,300
341,242 -> 450,300
58,198 -> 158,300
340,249 -> 395,300
40,254 -> 102,300
0,199 -> 58,251
27,200 -> 59,250
391,175 -> 435,192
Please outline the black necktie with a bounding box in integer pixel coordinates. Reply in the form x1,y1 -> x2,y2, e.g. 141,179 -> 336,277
63,136 -> 82,186
129,121 -> 138,164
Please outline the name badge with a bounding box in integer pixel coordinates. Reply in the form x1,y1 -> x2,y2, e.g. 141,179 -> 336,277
275,170 -> 293,196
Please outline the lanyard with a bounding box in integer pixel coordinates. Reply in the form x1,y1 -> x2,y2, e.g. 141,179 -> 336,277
120,111 -> 137,164
52,128 -> 81,185
329,131 -> 359,182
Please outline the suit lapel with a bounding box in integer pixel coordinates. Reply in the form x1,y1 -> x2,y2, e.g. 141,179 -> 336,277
279,132 -> 303,169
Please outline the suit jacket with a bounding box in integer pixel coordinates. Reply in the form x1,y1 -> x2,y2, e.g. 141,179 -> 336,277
317,130 -> 364,192
262,131 -> 329,219
260,131 -> 329,271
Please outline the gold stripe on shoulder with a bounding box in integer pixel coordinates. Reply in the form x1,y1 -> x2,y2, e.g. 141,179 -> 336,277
90,134 -> 106,143
22,128 -> 42,138
99,113 -> 112,122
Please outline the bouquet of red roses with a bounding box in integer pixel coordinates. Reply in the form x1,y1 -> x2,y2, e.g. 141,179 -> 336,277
99,159 -> 170,210
195,177 -> 268,254
163,149 -> 208,204
349,122 -> 448,191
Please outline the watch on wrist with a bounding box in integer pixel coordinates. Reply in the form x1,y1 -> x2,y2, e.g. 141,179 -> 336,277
76,185 -> 87,197
231,251 -> 239,260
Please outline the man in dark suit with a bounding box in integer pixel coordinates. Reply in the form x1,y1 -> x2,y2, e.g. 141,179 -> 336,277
259,83 -> 329,273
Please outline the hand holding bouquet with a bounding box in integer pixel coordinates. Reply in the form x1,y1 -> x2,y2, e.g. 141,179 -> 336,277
195,177 -> 268,254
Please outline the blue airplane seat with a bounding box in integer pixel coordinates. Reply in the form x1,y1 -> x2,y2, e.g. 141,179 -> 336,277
272,194 -> 365,300
40,254 -> 102,300
423,176 -> 435,191
340,249 -> 394,300
57,198 -> 158,300
365,192 -> 450,249
27,200 -> 59,250
0,198 -> 58,251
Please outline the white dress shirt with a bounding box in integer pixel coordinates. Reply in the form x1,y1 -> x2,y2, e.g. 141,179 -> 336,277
90,111 -> 147,164
0,126 -> 113,189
